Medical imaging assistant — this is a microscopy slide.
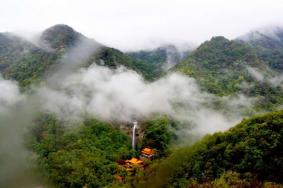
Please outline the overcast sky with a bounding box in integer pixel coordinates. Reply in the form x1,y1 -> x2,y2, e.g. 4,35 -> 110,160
1,0 -> 283,50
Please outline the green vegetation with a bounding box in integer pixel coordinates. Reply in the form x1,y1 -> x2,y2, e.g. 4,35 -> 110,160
0,33 -> 34,71
29,114 -> 131,188
0,24 -> 166,87
177,37 -> 260,95
27,114 -> 179,188
40,24 -> 83,50
240,30 -> 283,72
127,47 -> 168,79
128,45 -> 185,80
176,36 -> 283,110
141,116 -> 175,156
139,110 -> 283,187
1,26 -> 282,110
1,25 -> 283,187
4,49 -> 59,86
188,171 -> 283,188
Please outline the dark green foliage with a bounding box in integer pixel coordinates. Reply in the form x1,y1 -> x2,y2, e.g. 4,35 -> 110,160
187,171 -> 267,188
128,45 -> 186,80
87,47 -> 167,80
30,115 -> 131,188
4,49 -> 59,86
89,47 -> 135,69
176,36 -> 283,110
0,25 -> 162,86
177,37 -> 259,95
240,29 -> 283,72
254,47 -> 283,71
0,33 -> 35,71
127,47 -> 168,80
129,48 -> 167,66
131,59 -> 164,80
142,116 -> 174,156
142,110 -> 283,187
40,24 -> 84,50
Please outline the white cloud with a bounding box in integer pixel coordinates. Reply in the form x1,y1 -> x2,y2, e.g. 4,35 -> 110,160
0,75 -> 24,113
247,67 -> 265,82
35,65 -> 253,135
247,66 -> 283,88
1,0 -> 283,50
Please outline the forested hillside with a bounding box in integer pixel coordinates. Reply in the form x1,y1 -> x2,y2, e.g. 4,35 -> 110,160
238,27 -> 283,72
0,24 -> 282,188
127,45 -> 189,79
28,114 -> 132,188
0,25 -> 160,86
137,110 -> 283,188
176,36 -> 283,110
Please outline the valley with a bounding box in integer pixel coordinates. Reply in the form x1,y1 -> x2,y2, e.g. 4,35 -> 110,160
0,24 -> 282,188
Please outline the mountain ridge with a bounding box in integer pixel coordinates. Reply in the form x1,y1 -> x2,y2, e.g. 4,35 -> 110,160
0,24 -> 156,85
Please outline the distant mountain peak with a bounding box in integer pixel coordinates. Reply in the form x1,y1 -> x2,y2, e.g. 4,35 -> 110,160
40,24 -> 85,50
210,36 -> 229,41
238,26 -> 283,49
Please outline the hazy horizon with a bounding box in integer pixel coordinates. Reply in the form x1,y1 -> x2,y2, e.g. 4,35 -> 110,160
1,0 -> 283,51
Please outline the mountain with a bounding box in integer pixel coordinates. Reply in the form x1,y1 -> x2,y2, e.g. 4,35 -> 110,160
140,110 -> 283,188
0,32 -> 59,86
1,25 -> 282,188
239,27 -> 283,49
29,115 -> 132,188
238,27 -> 283,72
0,25 -> 155,86
177,36 -> 262,93
0,33 -> 34,71
1,25 -> 282,108
127,44 -> 190,79
40,24 -> 91,50
176,36 -> 283,110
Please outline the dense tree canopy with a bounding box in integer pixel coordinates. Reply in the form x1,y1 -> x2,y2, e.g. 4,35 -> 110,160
29,114 -> 132,188
176,37 -> 283,110
141,116 -> 175,156
140,110 -> 283,188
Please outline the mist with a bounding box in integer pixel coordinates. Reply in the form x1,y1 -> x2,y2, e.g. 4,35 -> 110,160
0,75 -> 24,113
247,66 -> 283,88
34,64 -> 253,135
0,31 -> 276,187
2,0 -> 283,51
0,58 -> 257,187
0,76 -> 45,187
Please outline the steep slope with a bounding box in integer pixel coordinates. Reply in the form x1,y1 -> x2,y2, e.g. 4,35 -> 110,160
0,33 -> 59,86
40,24 -> 89,50
29,114 -> 131,188
176,36 -> 283,110
0,25 -> 151,86
140,110 -> 283,188
127,45 -> 190,80
177,36 -> 265,94
0,33 -> 36,71
243,27 -> 283,48
239,27 -> 283,72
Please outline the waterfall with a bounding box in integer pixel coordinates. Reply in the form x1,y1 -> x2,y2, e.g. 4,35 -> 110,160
132,121 -> 138,150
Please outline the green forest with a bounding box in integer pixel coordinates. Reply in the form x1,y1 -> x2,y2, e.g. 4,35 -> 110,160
0,24 -> 282,188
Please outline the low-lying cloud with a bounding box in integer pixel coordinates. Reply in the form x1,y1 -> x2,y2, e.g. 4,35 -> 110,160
0,75 -> 24,114
35,64 -> 253,135
247,66 -> 283,88
0,64 -> 258,186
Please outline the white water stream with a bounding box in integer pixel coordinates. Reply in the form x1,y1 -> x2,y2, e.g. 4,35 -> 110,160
132,121 -> 138,150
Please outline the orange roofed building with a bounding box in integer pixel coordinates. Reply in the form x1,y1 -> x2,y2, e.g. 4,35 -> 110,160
126,157 -> 143,165
124,157 -> 143,171
140,148 -> 155,159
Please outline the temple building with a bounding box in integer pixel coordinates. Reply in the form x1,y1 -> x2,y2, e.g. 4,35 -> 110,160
140,147 -> 155,159
123,157 -> 143,171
